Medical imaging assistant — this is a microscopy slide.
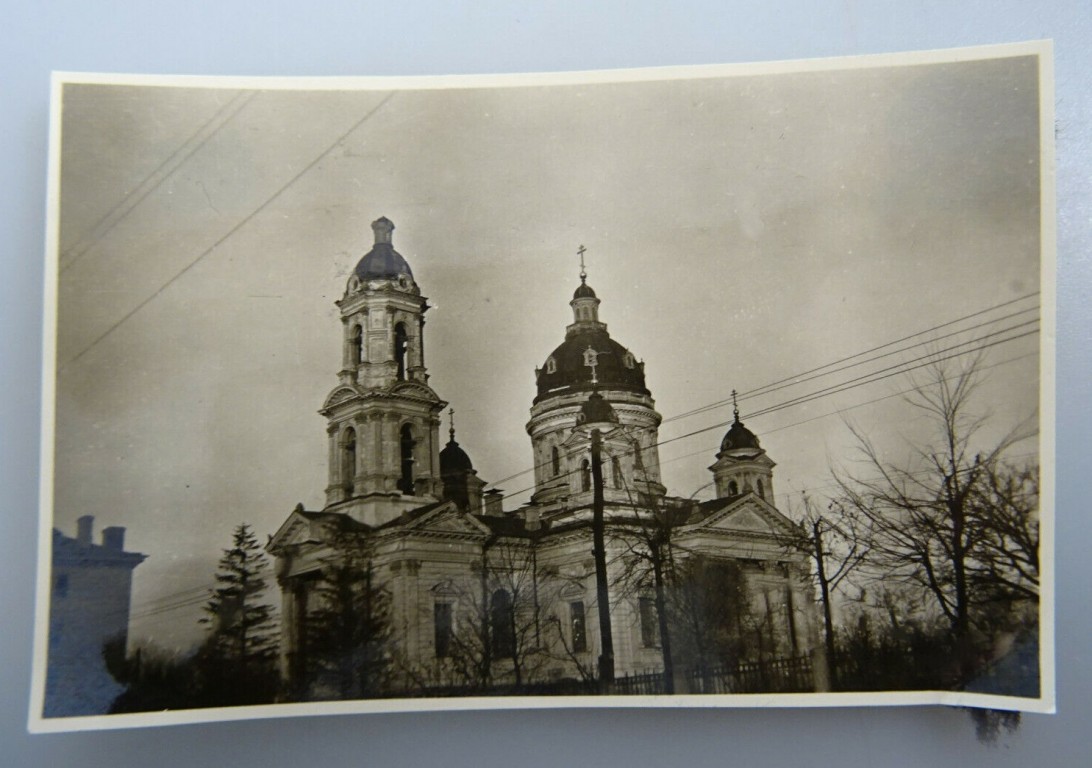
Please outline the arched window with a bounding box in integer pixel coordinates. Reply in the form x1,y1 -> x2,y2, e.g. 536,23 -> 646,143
633,439 -> 644,470
394,322 -> 409,380
551,445 -> 560,477
433,602 -> 453,658
756,478 -> 765,499
491,589 -> 515,658
399,423 -> 415,495
351,324 -> 364,366
342,427 -> 357,492
546,356 -> 557,374
623,351 -> 636,369
580,459 -> 591,492
611,456 -> 623,489
728,479 -> 739,496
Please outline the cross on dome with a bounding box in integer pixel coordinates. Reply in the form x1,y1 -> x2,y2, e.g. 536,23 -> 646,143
583,345 -> 603,385
577,244 -> 588,284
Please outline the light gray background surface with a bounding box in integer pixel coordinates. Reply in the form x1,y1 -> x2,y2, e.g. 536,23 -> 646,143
2,2 -> 1088,765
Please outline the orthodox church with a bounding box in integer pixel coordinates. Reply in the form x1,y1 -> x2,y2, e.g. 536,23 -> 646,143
268,218 -> 821,694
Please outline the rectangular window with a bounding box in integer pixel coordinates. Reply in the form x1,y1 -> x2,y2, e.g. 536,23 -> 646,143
434,602 -> 453,658
569,601 -> 587,653
639,596 -> 659,648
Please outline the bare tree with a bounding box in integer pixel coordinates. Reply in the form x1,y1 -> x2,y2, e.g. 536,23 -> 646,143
436,535 -> 553,692
669,556 -> 755,672
968,461 -> 1040,609
779,496 -> 866,666
835,355 -> 1037,680
610,498 -> 691,693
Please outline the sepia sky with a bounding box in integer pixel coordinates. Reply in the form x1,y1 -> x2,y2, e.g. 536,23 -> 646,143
50,52 -> 1043,650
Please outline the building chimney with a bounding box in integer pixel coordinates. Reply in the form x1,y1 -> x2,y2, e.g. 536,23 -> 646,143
76,515 -> 93,545
483,489 -> 504,517
102,526 -> 126,551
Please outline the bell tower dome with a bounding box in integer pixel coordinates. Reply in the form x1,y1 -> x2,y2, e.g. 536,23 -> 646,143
319,217 -> 447,526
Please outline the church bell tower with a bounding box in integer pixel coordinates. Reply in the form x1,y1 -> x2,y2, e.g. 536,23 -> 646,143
318,217 -> 447,526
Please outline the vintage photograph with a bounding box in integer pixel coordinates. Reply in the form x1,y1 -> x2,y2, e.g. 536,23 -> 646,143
32,43 -> 1053,730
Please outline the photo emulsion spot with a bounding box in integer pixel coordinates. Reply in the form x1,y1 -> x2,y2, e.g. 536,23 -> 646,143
31,42 -> 1055,730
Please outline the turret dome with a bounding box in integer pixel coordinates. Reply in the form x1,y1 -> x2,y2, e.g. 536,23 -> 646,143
573,280 -> 597,299
720,417 -> 761,452
440,438 -> 474,477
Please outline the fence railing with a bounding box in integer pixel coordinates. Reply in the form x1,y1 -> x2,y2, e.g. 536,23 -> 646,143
687,655 -> 815,694
614,670 -> 667,695
381,655 -> 816,698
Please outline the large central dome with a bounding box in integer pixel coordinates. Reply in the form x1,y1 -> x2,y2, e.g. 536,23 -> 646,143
535,331 -> 648,401
534,278 -> 648,403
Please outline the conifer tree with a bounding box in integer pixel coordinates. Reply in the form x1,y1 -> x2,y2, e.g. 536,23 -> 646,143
198,523 -> 279,704
301,530 -> 392,700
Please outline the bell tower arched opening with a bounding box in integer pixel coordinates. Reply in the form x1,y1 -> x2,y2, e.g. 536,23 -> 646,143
394,322 -> 409,381
399,423 -> 416,495
351,324 -> 364,366
341,426 -> 357,495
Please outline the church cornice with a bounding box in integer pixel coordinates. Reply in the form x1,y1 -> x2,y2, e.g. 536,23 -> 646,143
320,381 -> 446,415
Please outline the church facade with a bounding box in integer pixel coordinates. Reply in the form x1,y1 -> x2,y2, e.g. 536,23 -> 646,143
268,218 -> 822,695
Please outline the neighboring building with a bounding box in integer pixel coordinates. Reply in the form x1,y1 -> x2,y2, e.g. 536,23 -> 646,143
268,218 -> 821,695
45,516 -> 146,717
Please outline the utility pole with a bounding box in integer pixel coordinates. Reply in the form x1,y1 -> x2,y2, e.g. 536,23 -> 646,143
591,427 -> 615,689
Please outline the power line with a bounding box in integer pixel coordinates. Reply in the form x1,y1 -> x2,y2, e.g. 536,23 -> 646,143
60,91 -> 257,274
488,316 -> 1037,496
742,322 -> 1038,421
487,295 -> 1037,492
661,327 -> 1037,453
739,290 -> 1037,398
665,303 -> 1039,425
493,324 -> 1038,502
657,350 -> 1039,475
61,92 -> 396,370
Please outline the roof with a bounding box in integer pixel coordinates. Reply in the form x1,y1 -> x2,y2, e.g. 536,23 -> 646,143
475,514 -> 543,539
353,216 -> 414,281
297,509 -> 372,532
353,242 -> 414,281
536,329 -> 647,401
440,437 -> 474,475
573,280 -> 597,299
720,418 -> 761,452
52,529 -> 146,569
374,499 -> 450,531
